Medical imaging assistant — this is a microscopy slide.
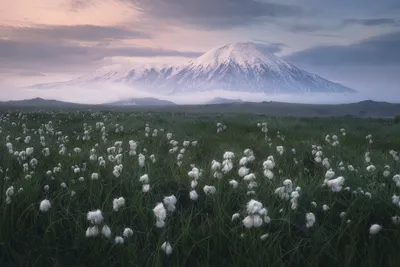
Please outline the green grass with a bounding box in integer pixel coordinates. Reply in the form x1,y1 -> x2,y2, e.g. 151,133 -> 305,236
1,110 -> 400,267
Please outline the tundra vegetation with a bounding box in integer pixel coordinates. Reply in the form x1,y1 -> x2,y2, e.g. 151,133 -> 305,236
1,110 -> 400,267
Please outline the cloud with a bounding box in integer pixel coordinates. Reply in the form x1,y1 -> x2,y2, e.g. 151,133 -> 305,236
251,41 -> 286,54
286,18 -> 399,33
285,31 -> 400,66
127,0 -> 303,29
66,0 -> 95,11
18,71 -> 46,77
0,24 -> 151,42
287,24 -> 330,33
342,18 -> 399,26
0,39 -> 203,72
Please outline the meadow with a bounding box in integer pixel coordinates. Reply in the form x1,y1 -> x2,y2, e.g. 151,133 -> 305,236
1,110 -> 400,267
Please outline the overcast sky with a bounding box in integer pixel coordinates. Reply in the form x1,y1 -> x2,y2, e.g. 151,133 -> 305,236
0,0 -> 399,98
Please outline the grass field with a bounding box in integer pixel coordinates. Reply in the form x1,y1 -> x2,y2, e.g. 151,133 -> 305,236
1,110 -> 400,267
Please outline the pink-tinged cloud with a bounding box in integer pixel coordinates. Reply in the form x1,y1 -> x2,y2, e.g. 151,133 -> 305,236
0,0 -> 399,96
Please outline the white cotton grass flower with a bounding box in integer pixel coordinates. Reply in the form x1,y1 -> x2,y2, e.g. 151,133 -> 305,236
86,226 -> 99,238
232,213 -> 240,221
238,167 -> 249,177
222,159 -> 233,174
229,179 -> 239,189
322,158 -> 330,169
114,236 -> 124,244
211,160 -> 221,171
305,212 -> 316,228
392,216 -> 400,225
139,174 -> 149,184
325,169 -> 335,180
324,176 -> 345,192
263,158 -> 275,170
123,228 -> 134,238
101,225 -> 112,238
276,146 -> 284,155
189,190 -> 198,201
348,165 -> 355,172
161,241 -> 173,256
274,179 -> 295,201
260,233 -> 269,240
213,171 -> 223,179
39,199 -> 51,212
113,197 -> 126,211
191,179 -> 198,189
223,151 -> 234,160
366,165 -> 376,173
393,174 -> 400,187
242,199 -> 269,228
5,186 -> 15,204
142,184 -> 150,193
243,173 -> 256,181
263,169 -> 274,179
239,157 -> 248,166
163,195 -> 177,212
112,164 -> 123,178
392,195 -> 400,207
203,185 -> 216,195
322,204 -> 330,211
138,153 -> 145,167
87,209 -> 104,225
369,224 -> 382,235
247,199 -> 263,214
242,214 -> 263,228
188,167 -> 200,180
91,173 -> 99,180
26,147 -> 34,155
153,203 -> 167,228
290,191 -> 300,210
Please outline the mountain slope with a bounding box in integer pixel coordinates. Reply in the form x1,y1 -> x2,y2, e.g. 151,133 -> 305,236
27,42 -> 356,94
105,97 -> 176,106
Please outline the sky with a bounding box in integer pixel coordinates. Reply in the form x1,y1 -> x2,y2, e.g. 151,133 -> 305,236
0,0 -> 399,102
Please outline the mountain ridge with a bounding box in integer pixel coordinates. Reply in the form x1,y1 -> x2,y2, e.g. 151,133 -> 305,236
1,98 -> 399,118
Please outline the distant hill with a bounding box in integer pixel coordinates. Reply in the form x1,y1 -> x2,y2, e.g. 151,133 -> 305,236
105,97 -> 176,106
0,97 -> 84,108
206,97 -> 244,105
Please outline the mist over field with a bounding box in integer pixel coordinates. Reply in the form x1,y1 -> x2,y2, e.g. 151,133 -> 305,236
1,84 -> 397,105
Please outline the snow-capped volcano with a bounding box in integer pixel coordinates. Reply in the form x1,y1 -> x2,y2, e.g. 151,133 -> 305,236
161,42 -> 354,94
27,42 -> 356,94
